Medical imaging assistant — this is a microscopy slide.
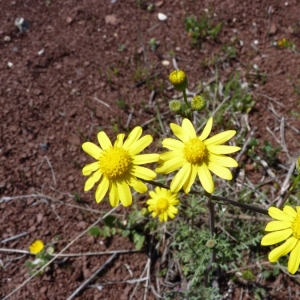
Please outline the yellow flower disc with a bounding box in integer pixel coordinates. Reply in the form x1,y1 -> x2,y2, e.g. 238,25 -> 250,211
183,138 -> 207,164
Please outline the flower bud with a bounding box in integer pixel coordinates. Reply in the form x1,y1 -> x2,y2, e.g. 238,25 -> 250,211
206,239 -> 216,248
169,100 -> 182,113
191,95 -> 206,111
169,70 -> 188,91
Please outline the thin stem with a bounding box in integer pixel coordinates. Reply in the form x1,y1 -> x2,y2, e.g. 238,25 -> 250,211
279,173 -> 300,209
182,89 -> 188,105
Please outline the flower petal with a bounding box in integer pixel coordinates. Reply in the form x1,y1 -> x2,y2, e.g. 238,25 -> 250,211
288,241 -> 300,274
182,118 -> 196,138
268,236 -> 297,262
84,170 -> 101,191
133,153 -> 159,164
208,162 -> 232,180
261,228 -> 293,246
170,163 -> 191,193
123,126 -> 142,149
95,177 -> 109,203
170,123 -> 189,142
198,164 -> 214,194
204,130 -> 237,146
130,178 -> 148,194
132,166 -> 157,180
128,135 -> 153,155
156,157 -> 186,174
265,220 -> 292,232
97,131 -> 112,150
82,142 -> 102,159
114,133 -> 125,147
209,153 -> 239,168
159,151 -> 181,161
162,138 -> 184,151
182,164 -> 198,194
118,181 -> 132,207
82,162 -> 100,176
199,117 -> 213,141
109,183 -> 119,207
206,145 -> 241,154
283,206 -> 297,218
268,207 -> 295,222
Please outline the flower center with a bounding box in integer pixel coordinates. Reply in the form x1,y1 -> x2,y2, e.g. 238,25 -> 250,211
156,198 -> 169,213
99,147 -> 132,179
183,138 -> 207,164
292,214 -> 300,239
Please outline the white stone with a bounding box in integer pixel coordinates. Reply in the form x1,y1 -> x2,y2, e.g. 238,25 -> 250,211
7,62 -> 13,68
158,13 -> 167,21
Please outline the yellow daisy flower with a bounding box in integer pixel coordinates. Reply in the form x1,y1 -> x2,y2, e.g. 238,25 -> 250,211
82,127 -> 159,207
29,240 -> 44,255
261,206 -> 300,274
156,118 -> 240,194
147,187 -> 180,222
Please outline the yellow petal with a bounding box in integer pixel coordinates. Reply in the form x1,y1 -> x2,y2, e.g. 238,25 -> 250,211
198,164 -> 214,194
206,145 -> 241,154
82,162 -> 99,176
132,166 -> 156,180
209,154 -> 238,167
170,123 -> 189,142
268,207 -> 295,222
95,177 -> 109,203
97,131 -> 112,150
156,157 -> 186,174
162,138 -> 184,151
84,170 -> 101,191
170,163 -> 191,193
159,151 -> 181,161
288,241 -> 300,274
182,118 -> 196,138
204,130 -> 236,146
128,135 -> 153,155
118,181 -> 132,207
123,126 -> 142,149
130,178 -> 147,194
268,236 -> 297,262
133,153 -> 159,164
265,220 -> 292,232
109,183 -> 119,207
261,228 -> 293,245
114,133 -> 125,147
199,117 -> 213,141
182,164 -> 198,194
283,206 -> 297,218
82,142 -> 102,159
208,162 -> 232,180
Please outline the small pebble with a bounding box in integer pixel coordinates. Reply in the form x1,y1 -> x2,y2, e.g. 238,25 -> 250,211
4,36 -> 11,42
158,12 -> 167,21
161,60 -> 170,66
7,62 -> 13,68
254,40 -> 259,45
37,49 -> 45,56
253,64 -> 259,70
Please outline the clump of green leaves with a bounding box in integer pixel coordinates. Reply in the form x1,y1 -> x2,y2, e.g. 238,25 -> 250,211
184,12 -> 222,45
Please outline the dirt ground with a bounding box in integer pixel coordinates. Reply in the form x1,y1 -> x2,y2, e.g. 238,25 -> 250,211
1,0 -> 300,299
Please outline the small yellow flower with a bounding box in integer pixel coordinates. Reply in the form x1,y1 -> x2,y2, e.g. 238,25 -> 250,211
261,206 -> 300,274
82,127 -> 159,207
29,240 -> 44,255
147,187 -> 179,222
169,70 -> 188,91
156,118 -> 240,194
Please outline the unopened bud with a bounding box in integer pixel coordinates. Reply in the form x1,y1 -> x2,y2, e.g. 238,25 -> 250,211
206,239 -> 216,248
169,70 -> 188,91
169,100 -> 182,113
191,95 -> 206,111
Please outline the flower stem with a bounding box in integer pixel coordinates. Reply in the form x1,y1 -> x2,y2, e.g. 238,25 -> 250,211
279,173 -> 300,208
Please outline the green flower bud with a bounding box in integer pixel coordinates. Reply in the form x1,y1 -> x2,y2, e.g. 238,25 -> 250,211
169,100 -> 182,113
206,239 -> 216,248
169,70 -> 188,91
191,95 -> 206,111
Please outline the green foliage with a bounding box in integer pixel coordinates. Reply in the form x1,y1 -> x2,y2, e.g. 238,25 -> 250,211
184,12 -> 222,45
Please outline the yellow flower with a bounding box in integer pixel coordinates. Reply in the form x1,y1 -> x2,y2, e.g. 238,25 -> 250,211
261,206 -> 300,274
169,70 -> 188,91
82,127 -> 159,207
147,187 -> 179,222
156,118 -> 240,194
29,240 -> 44,255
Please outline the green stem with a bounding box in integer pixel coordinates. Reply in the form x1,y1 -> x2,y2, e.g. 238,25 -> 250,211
182,89 -> 188,105
279,173 -> 300,208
